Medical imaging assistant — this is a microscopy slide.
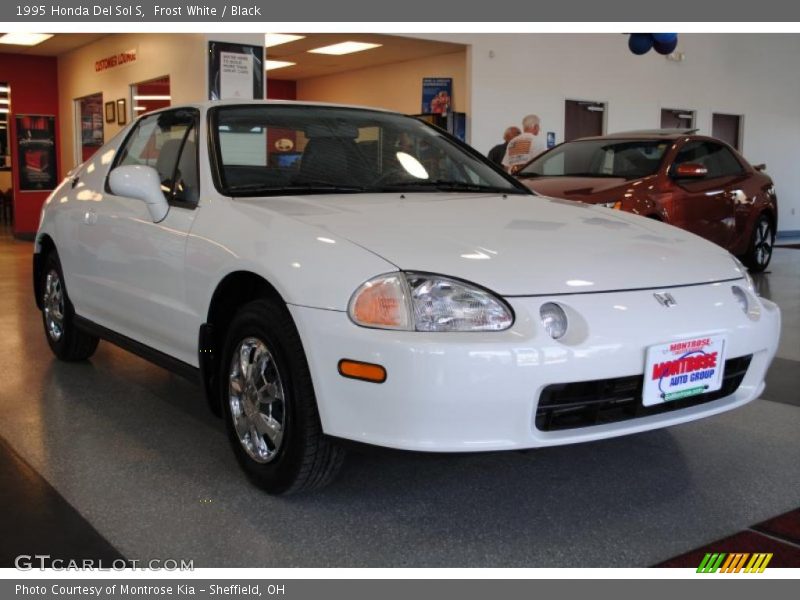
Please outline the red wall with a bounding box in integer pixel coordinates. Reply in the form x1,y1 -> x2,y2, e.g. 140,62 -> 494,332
267,79 -> 296,100
0,54 -> 60,236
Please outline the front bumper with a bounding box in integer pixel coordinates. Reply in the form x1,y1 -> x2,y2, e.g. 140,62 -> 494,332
289,281 -> 780,452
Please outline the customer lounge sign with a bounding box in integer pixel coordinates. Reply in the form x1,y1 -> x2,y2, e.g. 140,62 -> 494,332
95,48 -> 138,72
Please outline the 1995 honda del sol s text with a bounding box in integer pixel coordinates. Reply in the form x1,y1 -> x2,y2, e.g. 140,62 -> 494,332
34,101 -> 781,494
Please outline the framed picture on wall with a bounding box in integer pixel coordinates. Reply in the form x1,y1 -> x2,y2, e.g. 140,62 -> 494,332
15,114 -> 57,191
104,101 -> 115,123
116,99 -> 127,125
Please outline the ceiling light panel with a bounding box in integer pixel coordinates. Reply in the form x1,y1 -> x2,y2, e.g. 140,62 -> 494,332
0,33 -> 54,46
265,33 -> 306,48
307,41 -> 382,55
265,60 -> 296,71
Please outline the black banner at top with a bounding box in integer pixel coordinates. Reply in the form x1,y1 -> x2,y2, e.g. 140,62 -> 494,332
3,0 -> 800,22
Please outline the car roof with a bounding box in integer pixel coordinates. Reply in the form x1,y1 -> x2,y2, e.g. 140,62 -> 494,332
574,128 -> 699,141
152,99 -> 397,114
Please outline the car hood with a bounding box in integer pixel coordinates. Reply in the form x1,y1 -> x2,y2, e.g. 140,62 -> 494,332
241,192 -> 741,296
519,175 -> 644,202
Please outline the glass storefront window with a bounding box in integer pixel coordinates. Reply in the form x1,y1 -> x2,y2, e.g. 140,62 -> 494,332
131,76 -> 171,118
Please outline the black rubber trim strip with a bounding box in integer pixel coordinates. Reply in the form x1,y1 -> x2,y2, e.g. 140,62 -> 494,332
74,315 -> 201,383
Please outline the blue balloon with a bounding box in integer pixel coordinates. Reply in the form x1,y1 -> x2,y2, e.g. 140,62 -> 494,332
652,33 -> 678,44
628,33 -> 653,55
654,37 -> 679,55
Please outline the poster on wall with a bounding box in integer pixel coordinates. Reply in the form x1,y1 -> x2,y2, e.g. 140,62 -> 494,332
421,77 -> 453,115
15,115 -> 57,191
208,41 -> 264,101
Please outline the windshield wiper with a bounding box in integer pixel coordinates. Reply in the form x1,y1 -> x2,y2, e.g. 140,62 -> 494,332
227,182 -> 369,195
377,180 -> 519,193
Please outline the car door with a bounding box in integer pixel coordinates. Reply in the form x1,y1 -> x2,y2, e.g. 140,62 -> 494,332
78,108 -> 201,364
670,140 -> 741,249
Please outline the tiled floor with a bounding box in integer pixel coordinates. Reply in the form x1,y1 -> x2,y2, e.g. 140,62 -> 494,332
0,227 -> 797,567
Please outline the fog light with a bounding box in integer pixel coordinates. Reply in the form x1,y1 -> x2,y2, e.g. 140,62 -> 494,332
540,302 -> 568,339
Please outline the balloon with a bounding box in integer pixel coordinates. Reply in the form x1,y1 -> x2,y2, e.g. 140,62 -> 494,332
652,33 -> 678,44
628,33 -> 654,55
654,38 -> 679,55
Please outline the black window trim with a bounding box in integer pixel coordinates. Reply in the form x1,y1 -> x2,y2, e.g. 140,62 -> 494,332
105,107 -> 201,210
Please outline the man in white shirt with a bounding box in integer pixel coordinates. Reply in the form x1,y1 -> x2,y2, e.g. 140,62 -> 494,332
502,114 -> 541,173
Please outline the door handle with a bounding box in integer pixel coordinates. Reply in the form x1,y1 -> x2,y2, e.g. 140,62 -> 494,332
83,209 -> 97,225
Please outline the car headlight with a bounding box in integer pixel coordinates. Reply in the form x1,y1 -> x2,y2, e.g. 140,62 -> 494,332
349,272 -> 514,332
730,255 -> 755,292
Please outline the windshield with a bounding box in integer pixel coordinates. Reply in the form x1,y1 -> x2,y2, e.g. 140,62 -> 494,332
519,139 -> 670,180
212,105 -> 526,196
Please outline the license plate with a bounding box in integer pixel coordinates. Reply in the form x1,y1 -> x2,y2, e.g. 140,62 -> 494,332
642,335 -> 726,407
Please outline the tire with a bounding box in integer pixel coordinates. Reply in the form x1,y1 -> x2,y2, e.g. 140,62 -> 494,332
40,250 -> 99,361
220,298 -> 345,494
741,215 -> 774,273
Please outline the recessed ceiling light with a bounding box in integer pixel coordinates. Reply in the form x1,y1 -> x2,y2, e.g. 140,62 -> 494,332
265,33 -> 305,48
307,41 -> 382,55
265,60 -> 296,71
0,33 -> 53,46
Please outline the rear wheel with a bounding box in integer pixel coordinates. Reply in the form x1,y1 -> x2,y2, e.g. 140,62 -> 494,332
40,250 -> 99,361
742,215 -> 774,272
220,299 -> 344,494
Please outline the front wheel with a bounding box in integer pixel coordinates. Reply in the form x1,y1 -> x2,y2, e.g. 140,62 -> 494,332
40,250 -> 99,361
220,299 -> 345,494
741,215 -> 774,272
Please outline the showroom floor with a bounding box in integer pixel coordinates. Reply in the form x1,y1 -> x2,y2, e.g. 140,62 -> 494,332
0,227 -> 798,568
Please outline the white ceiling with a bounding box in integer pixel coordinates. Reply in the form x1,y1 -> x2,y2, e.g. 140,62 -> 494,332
266,33 -> 466,80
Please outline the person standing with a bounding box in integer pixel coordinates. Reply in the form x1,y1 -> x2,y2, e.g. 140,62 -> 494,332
487,126 -> 521,165
502,114 -> 541,172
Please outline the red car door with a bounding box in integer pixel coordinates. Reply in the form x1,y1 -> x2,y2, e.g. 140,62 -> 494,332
669,140 -> 742,250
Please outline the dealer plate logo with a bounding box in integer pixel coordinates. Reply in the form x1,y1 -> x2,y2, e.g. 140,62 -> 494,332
654,292 -> 677,307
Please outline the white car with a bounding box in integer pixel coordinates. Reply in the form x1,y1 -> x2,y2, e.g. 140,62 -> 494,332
34,101 -> 781,494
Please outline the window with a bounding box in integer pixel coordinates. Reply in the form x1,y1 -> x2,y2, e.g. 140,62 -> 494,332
131,76 -> 170,118
520,139 -> 670,180
74,93 -> 104,164
673,141 -> 743,178
113,109 -> 199,204
212,105 -> 523,196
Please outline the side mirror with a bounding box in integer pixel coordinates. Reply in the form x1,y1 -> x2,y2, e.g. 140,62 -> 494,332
108,165 -> 169,222
672,163 -> 708,178
753,163 -> 766,172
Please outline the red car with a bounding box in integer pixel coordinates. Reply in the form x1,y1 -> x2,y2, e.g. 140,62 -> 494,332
515,129 -> 778,271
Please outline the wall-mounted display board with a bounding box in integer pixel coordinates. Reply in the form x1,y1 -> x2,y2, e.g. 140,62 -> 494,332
15,114 -> 57,191
208,41 -> 264,101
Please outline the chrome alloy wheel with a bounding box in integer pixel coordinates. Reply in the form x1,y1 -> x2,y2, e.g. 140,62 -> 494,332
754,219 -> 773,269
228,337 -> 286,464
43,269 -> 65,342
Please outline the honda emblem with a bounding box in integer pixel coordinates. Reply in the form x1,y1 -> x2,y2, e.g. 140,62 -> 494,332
654,292 -> 677,308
